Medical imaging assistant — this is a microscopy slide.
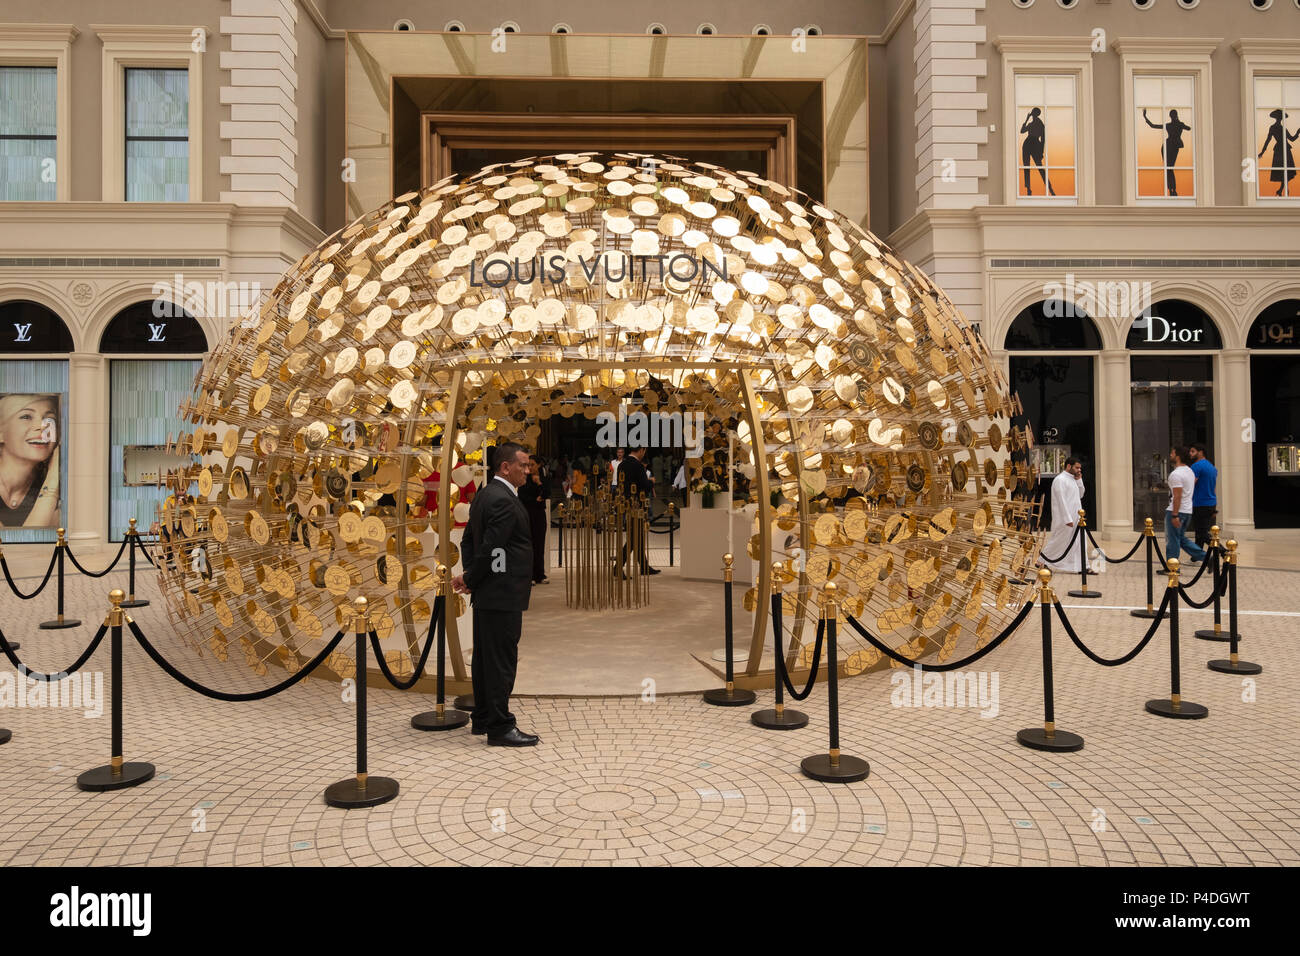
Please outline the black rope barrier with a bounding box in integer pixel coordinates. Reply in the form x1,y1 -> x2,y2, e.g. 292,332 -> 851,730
1083,527 -> 1145,565
126,617 -> 346,701
1151,538 -> 1214,585
1178,580 -> 1222,609
703,555 -> 757,706
752,579 -> 810,729
843,596 -> 1035,673
1037,522 -> 1082,565
773,617 -> 827,701
0,548 -> 57,600
367,596 -> 443,691
64,537 -> 129,578
0,622 -> 109,681
134,534 -> 158,569
1052,590 -> 1171,667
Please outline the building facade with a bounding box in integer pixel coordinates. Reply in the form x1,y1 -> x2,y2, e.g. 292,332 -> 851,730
0,0 -> 1297,548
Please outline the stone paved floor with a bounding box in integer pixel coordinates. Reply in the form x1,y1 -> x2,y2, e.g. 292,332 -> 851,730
0,541 -> 1296,866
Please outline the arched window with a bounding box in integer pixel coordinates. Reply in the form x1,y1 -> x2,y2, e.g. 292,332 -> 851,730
1004,300 -> 1101,350
1247,299 -> 1300,349
99,301 -> 207,353
0,300 -> 74,352
1126,299 -> 1222,350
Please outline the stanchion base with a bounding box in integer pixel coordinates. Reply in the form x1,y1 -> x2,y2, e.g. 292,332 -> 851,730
76,762 -> 155,792
752,708 -> 809,730
1207,659 -> 1262,675
39,618 -> 81,630
1066,590 -> 1101,599
410,709 -> 470,731
1130,608 -> 1158,619
702,687 -> 757,707
1144,698 -> 1208,719
0,728 -> 10,745
453,694 -> 475,711
800,753 -> 870,783
710,647 -> 750,663
1016,728 -> 1084,752
324,776 -> 399,808
1194,628 -> 1233,642
5,642 -> 16,651
120,599 -> 149,609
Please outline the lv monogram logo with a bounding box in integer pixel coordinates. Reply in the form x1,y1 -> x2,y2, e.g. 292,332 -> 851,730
148,323 -> 167,342
13,323 -> 31,342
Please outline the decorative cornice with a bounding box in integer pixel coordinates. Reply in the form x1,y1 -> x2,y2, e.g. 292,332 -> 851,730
92,25 -> 204,46
1232,38 -> 1300,58
0,23 -> 80,43
994,36 -> 1094,55
1110,37 -> 1219,57
876,0 -> 915,46
297,0 -> 344,40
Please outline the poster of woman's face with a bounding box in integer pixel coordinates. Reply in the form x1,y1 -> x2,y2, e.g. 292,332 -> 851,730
0,393 -> 61,529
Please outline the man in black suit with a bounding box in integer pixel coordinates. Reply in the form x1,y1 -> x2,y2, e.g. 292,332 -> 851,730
617,445 -> 660,576
451,442 -> 539,747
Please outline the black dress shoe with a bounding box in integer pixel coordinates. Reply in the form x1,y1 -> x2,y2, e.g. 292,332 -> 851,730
487,727 -> 539,747
471,726 -> 486,735
644,567 -> 662,575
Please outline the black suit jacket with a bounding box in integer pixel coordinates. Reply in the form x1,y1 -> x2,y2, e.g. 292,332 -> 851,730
618,455 -> 653,500
461,477 -> 533,612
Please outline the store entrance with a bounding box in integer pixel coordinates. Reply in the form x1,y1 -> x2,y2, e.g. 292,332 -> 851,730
1130,356 -> 1214,530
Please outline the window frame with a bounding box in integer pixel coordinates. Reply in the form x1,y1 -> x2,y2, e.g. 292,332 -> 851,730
1113,37 -> 1217,207
0,24 -> 76,202
123,67 -> 192,202
995,37 -> 1096,206
1233,38 -> 1300,206
94,25 -> 204,203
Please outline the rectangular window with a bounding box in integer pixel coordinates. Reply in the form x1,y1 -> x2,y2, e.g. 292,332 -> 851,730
125,67 -> 189,202
1254,76 -> 1300,200
1014,74 -> 1077,200
0,66 -> 57,201
1135,76 -> 1195,199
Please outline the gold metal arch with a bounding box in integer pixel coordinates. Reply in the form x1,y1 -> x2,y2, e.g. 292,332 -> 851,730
155,151 -> 1042,685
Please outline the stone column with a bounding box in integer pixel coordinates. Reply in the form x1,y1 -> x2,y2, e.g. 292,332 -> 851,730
1218,350 -> 1253,537
67,352 -> 108,547
1099,350 -> 1133,536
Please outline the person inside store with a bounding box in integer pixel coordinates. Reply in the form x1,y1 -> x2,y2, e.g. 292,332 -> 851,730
609,447 -> 625,490
519,453 -> 549,585
1186,442 -> 1218,548
451,442 -> 539,747
1166,446 -> 1207,563
1040,457 -> 1085,573
569,463 -> 587,505
0,394 -> 60,528
616,444 -> 660,577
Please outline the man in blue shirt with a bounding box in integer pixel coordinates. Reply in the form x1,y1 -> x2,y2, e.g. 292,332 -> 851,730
1187,442 -> 1217,548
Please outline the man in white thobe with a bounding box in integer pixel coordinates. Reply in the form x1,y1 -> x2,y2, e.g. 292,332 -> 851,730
1041,457 -> 1085,572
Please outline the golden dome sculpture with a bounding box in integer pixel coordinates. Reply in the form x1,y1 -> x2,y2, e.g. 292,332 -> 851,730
155,152 -> 1041,685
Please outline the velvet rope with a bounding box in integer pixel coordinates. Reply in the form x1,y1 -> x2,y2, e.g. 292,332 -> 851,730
126,618 -> 345,701
0,549 -> 58,600
367,596 -> 445,691
64,537 -> 129,578
133,535 -> 158,568
1052,590 -> 1171,667
843,596 -> 1035,673
0,622 -> 109,680
1083,527 -> 1145,565
1036,523 -> 1082,565
772,617 -> 825,701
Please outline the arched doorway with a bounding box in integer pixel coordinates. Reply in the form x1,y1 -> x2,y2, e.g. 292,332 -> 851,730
100,300 -> 207,540
1126,299 -> 1222,529
1004,299 -> 1101,527
0,300 -> 73,541
1247,298 -> 1300,528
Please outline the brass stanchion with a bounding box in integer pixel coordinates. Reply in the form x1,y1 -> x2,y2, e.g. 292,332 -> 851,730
703,554 -> 757,706
668,501 -> 676,567
1145,560 -> 1208,719
1130,517 -> 1158,619
121,517 -> 150,609
1066,510 -> 1101,599
1017,569 -> 1084,751
76,589 -> 155,790
1194,526 -> 1231,641
39,528 -> 83,630
801,582 -> 870,782
411,565 -> 471,731
324,597 -> 400,807
752,563 -> 809,730
1208,541 -> 1262,675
